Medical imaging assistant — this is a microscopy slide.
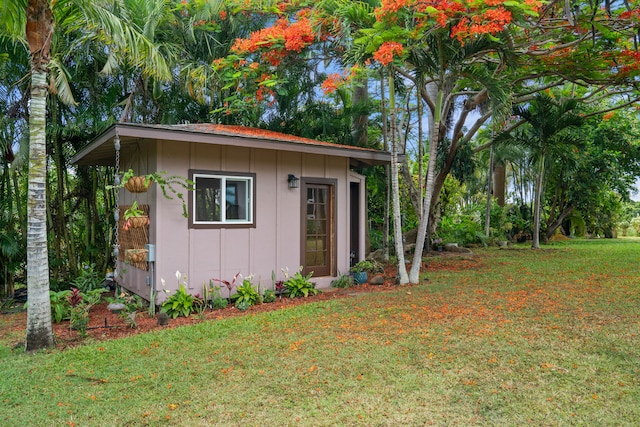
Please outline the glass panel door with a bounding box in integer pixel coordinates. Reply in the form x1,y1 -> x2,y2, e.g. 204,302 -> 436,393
303,183 -> 333,276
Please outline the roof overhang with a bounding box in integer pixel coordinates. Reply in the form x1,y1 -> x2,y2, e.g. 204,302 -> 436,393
72,123 -> 395,167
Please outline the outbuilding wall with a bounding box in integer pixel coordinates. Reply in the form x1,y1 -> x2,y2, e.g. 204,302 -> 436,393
118,138 -> 363,303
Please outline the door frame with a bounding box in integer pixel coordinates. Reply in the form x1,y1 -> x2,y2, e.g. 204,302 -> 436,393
300,177 -> 337,277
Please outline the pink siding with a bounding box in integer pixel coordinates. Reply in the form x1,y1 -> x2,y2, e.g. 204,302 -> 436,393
118,139 -> 363,303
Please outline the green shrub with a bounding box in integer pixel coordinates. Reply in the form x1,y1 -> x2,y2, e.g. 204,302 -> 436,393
50,290 -> 72,323
205,281 -> 229,310
439,214 -> 484,246
262,289 -> 276,303
161,284 -> 195,319
67,288 -> 103,337
212,296 -> 228,309
231,278 -> 261,309
71,263 -> 103,292
331,273 -> 355,289
284,270 -> 318,298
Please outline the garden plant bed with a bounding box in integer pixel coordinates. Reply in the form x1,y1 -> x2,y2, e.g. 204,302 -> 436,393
1,252 -> 477,350
0,262 -> 412,349
3,283 -> 402,350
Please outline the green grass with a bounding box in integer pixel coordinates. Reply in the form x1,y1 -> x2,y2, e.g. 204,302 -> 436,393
2,238 -> 640,426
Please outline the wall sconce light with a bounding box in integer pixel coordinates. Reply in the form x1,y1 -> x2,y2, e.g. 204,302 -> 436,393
288,174 -> 300,189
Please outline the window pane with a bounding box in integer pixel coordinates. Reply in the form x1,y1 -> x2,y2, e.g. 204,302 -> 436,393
226,179 -> 250,221
195,176 -> 221,222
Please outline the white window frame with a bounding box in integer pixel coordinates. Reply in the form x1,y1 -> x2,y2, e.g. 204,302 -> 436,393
190,171 -> 255,228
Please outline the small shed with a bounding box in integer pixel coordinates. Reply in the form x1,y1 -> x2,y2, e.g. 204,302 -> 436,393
73,123 -> 392,303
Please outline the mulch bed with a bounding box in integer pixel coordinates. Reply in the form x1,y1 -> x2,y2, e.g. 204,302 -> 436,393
2,267 -> 406,350
1,252 -> 474,351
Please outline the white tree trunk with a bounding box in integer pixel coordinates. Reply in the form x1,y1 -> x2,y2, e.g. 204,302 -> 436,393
532,154 -> 545,249
484,144 -> 494,237
25,69 -> 54,351
388,69 -> 409,284
409,82 -> 441,283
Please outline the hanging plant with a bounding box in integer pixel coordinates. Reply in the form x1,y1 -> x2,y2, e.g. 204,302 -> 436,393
123,200 -> 149,230
125,248 -> 148,264
107,169 -> 194,217
123,174 -> 153,193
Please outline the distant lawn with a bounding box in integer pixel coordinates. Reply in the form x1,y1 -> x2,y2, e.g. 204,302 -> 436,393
1,239 -> 639,426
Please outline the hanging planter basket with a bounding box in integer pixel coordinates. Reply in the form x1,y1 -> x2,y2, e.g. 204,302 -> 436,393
125,248 -> 148,264
126,215 -> 150,229
124,176 -> 152,193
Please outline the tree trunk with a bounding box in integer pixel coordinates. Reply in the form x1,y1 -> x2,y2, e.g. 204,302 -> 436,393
400,160 -> 421,216
352,81 -> 368,147
409,82 -> 441,283
380,71 -> 390,262
493,161 -> 506,207
545,205 -> 573,241
485,144 -> 494,236
532,154 -> 545,249
25,0 -> 55,351
26,69 -> 55,351
388,69 -> 409,284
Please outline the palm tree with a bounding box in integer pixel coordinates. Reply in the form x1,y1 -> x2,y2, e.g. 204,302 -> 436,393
405,32 -> 514,283
1,0 -> 172,351
510,93 -> 583,248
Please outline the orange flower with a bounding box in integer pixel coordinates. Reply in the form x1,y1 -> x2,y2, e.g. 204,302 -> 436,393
373,41 -> 404,66
321,73 -> 343,94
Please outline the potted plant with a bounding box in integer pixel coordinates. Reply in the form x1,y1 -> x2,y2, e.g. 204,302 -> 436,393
349,260 -> 375,284
431,237 -> 444,252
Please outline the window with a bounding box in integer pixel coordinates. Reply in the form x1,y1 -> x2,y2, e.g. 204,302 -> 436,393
190,171 -> 255,227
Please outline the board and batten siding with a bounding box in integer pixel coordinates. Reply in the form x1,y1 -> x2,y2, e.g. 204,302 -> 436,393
141,139 -> 362,301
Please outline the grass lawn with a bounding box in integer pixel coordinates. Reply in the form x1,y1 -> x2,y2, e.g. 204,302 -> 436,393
1,239 -> 639,426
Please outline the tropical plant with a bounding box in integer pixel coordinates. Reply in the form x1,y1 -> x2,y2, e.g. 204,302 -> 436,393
283,269 -> 318,298
231,277 -> 261,310
123,200 -> 145,220
262,288 -> 276,303
331,273 -> 355,289
206,281 -> 229,310
161,283 -> 195,319
349,260 -> 374,274
71,263 -> 102,292
68,288 -> 89,336
506,94 -> 584,248
67,288 -> 103,337
107,291 -> 144,313
6,0 -> 173,352
211,295 -> 228,310
211,273 -> 241,298
49,290 -> 72,323
192,293 -> 206,317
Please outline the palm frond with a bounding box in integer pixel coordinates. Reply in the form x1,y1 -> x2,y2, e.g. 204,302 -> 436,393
57,0 -> 173,82
48,57 -> 77,106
